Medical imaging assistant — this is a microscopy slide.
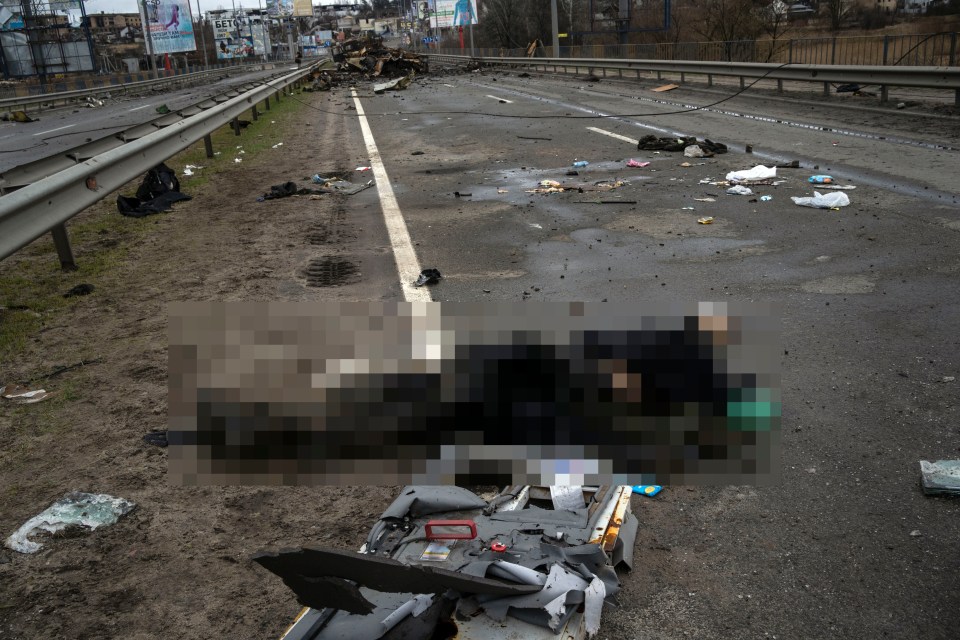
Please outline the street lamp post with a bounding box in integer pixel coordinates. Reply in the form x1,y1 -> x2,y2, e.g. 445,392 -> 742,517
142,0 -> 158,77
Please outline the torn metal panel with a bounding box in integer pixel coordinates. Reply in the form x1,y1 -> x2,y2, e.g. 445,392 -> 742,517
267,485 -> 637,640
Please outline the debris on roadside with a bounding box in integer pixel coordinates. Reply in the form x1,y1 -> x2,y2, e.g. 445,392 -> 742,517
85,96 -> 103,108
182,164 -> 203,176
652,83 -> 679,92
63,283 -> 95,298
633,485 -> 663,496
791,191 -> 851,209
626,159 -> 650,168
1,110 -> 35,122
776,160 -> 801,169
256,484 -> 637,639
155,104 -> 170,114
573,160 -> 589,168
310,175 -> 374,196
116,163 -> 191,218
808,175 -> 834,184
727,185 -> 753,196
374,73 -> 415,94
920,460 -> 960,496
330,36 -> 426,79
697,217 -> 715,224
726,165 -> 776,182
0,384 -> 54,405
414,268 -> 442,287
637,135 -> 727,156
5,492 -> 136,554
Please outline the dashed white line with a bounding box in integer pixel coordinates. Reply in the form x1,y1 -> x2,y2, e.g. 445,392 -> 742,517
443,83 -> 455,87
485,95 -> 513,104
32,124 -> 76,137
129,104 -> 153,111
350,89 -> 431,303
586,126 -> 638,145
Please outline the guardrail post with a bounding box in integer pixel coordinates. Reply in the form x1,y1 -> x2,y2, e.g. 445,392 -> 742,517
251,104 -> 259,121
950,32 -> 957,66
740,77 -> 745,90
707,74 -> 713,87
880,86 -> 889,103
233,117 -> 241,136
203,134 -> 214,159
824,82 -> 830,97
264,95 -> 271,111
681,72 -> 686,82
50,224 -> 76,271
777,79 -> 783,93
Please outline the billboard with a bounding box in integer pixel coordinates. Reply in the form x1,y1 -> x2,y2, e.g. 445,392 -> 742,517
267,0 -> 293,17
213,15 -> 267,59
430,0 -> 478,28
141,0 -> 197,55
292,0 -> 312,17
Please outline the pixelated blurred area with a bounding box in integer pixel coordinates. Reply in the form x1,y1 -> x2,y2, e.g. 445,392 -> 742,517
168,302 -> 780,486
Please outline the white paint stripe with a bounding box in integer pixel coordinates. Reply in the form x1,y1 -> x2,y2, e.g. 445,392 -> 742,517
485,94 -> 513,103
443,83 -> 455,87
32,124 -> 75,137
351,89 -> 431,303
586,126 -> 638,145
129,104 -> 153,111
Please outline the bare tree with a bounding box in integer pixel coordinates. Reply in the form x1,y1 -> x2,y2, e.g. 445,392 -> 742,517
690,0 -> 763,42
824,0 -> 854,30
760,0 -> 793,60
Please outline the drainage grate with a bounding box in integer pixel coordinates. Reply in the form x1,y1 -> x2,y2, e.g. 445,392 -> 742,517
304,256 -> 359,287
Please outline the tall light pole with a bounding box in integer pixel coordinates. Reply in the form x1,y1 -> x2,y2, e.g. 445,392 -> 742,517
142,0 -> 158,76
550,0 -> 559,57
195,0 -> 209,68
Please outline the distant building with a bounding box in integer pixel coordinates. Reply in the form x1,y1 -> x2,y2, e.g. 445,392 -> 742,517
88,12 -> 142,42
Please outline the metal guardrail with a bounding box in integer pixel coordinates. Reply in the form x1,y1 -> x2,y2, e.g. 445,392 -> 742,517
0,62 -> 274,114
0,62 -> 320,269
427,54 -> 960,105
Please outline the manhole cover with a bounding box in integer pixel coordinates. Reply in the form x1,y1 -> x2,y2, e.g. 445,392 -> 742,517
304,257 -> 358,287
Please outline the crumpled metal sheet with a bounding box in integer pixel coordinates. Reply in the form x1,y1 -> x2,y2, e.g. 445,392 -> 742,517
379,485 -> 488,520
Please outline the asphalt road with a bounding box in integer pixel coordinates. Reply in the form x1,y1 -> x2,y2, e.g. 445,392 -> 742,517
0,65 -> 301,173
327,68 -> 960,638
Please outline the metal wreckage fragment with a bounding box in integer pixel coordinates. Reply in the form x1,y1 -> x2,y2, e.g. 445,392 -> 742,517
255,485 -> 638,639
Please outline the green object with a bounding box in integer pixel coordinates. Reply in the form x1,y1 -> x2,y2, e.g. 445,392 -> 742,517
155,104 -> 170,114
5,491 -> 136,554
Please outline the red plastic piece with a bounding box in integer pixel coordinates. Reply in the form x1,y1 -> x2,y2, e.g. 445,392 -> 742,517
490,542 -> 507,552
424,520 -> 477,540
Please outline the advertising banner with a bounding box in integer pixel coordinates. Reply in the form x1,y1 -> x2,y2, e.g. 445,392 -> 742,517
267,0 -> 293,18
430,0 -> 478,28
212,14 -> 266,59
141,0 -> 197,55
292,0 -> 312,17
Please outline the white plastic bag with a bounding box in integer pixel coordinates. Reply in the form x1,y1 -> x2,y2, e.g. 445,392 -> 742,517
683,145 -> 705,158
726,165 -> 777,182
791,191 -> 851,209
726,185 -> 753,196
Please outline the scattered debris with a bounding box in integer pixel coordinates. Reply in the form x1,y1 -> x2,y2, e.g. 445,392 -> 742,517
684,145 -> 706,158
626,159 -> 650,168
497,188 -> 509,194
518,136 -> 553,141
726,185 -> 753,196
85,96 -> 103,108
258,181 -> 341,201
697,217 -> 714,224
694,197 -> 716,202
760,195 -> 773,202
309,176 -> 374,196
155,104 -> 170,114
182,164 -> 203,176
726,166 -> 776,182
5,492 -> 136,554
454,191 -> 472,198
652,83 -> 679,92
638,135 -> 727,156
234,158 -> 242,163
373,72 -> 415,94
414,268 -> 442,287
919,460 -> 960,496
572,160 -> 589,168
0,384 -> 54,405
331,36 -> 425,79
411,150 -> 425,155
776,160 -> 801,169
819,184 -> 857,190
808,175 -> 834,184
633,485 -> 662,497
357,166 -> 372,172
791,192 -> 851,209
1,110 -> 35,122
271,142 -> 284,149
63,283 -> 95,298
836,83 -> 861,93
116,163 -> 191,218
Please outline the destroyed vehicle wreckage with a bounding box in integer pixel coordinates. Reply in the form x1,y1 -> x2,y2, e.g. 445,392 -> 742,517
255,485 -> 638,640
331,38 -> 426,78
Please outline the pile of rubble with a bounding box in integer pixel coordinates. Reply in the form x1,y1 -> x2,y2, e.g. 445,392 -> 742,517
331,37 -> 426,78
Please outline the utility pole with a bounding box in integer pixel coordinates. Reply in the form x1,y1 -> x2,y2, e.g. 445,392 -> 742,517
195,0 -> 209,68
550,0 -> 559,57
141,0 -> 158,77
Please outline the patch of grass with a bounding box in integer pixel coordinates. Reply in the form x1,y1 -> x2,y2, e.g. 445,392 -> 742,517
0,78 -> 314,368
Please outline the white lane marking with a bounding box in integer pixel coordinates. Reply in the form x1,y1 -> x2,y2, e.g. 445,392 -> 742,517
443,83 -> 455,87
129,104 -> 153,111
351,89 -> 431,303
32,124 -> 76,137
485,94 -> 513,103
586,126 -> 638,145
